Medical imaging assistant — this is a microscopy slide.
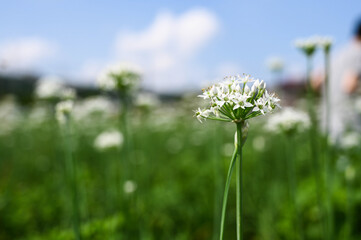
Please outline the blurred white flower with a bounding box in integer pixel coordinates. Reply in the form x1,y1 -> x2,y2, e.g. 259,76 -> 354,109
294,36 -> 319,56
149,107 -> 179,131
35,76 -> 64,99
73,96 -> 116,122
28,105 -> 50,126
195,74 -> 280,123
253,136 -> 265,152
135,92 -> 160,108
336,155 -> 349,172
0,97 -> 22,135
123,180 -> 137,194
345,165 -> 356,181
316,36 -> 333,51
55,100 -> 74,125
97,62 -> 142,91
61,88 -> 77,100
266,107 -> 310,134
35,75 -> 76,100
266,57 -> 284,72
340,132 -> 360,149
94,130 -> 124,150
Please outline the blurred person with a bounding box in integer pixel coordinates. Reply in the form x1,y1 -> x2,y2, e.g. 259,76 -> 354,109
317,18 -> 361,141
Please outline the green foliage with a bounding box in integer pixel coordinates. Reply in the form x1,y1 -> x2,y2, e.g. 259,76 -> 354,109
1,99 -> 361,240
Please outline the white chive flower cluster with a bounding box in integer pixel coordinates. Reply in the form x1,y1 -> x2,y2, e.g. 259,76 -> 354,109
123,180 -> 137,194
316,36 -> 333,52
97,62 -> 141,92
73,96 -> 116,122
295,35 -> 333,56
135,92 -> 160,109
55,100 -> 74,125
35,76 -> 76,100
94,130 -> 124,151
295,37 -> 319,56
266,107 -> 310,134
195,75 -> 280,123
340,132 -> 360,150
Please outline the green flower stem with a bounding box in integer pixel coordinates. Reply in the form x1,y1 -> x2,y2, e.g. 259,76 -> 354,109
119,93 -> 133,201
324,49 -> 334,240
212,123 -> 223,240
285,135 -> 303,240
346,176 -> 354,239
219,141 -> 238,240
119,93 -> 137,237
120,93 -> 141,238
120,94 -> 130,182
236,122 -> 243,240
306,55 -> 326,240
65,116 -> 81,240
324,50 -> 330,135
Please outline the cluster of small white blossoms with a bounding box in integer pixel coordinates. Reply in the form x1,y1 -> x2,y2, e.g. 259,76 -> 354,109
340,132 -> 360,150
135,92 -> 160,109
266,107 -> 310,134
0,98 -> 22,136
93,130 -> 124,151
35,76 -> 76,100
27,105 -> 49,127
316,36 -> 333,51
195,75 -> 280,123
295,35 -> 333,56
123,180 -> 137,194
73,96 -> 116,123
55,100 -> 74,125
97,62 -> 141,92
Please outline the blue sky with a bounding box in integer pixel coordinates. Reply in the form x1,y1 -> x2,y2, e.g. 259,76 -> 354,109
1,0 -> 360,92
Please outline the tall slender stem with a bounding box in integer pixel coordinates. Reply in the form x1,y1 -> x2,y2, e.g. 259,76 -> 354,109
324,49 -> 334,240
324,51 -> 330,135
212,123 -> 223,240
306,55 -> 326,239
236,122 -> 243,240
285,135 -> 303,240
65,116 -> 81,240
120,94 -> 130,181
120,93 -> 140,237
219,142 -> 238,240
118,93 -> 131,202
346,175 -> 354,239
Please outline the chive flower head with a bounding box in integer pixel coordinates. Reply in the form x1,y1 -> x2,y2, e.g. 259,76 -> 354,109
55,100 -> 74,124
97,62 -> 141,92
94,129 -> 124,150
195,74 -> 280,123
295,36 -> 319,57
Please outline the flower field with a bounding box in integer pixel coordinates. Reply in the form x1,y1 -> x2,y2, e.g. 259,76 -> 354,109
0,88 -> 360,239
1,2 -> 361,240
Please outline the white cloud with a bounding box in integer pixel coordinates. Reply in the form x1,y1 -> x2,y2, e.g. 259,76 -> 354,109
115,8 -> 219,92
0,37 -> 56,72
